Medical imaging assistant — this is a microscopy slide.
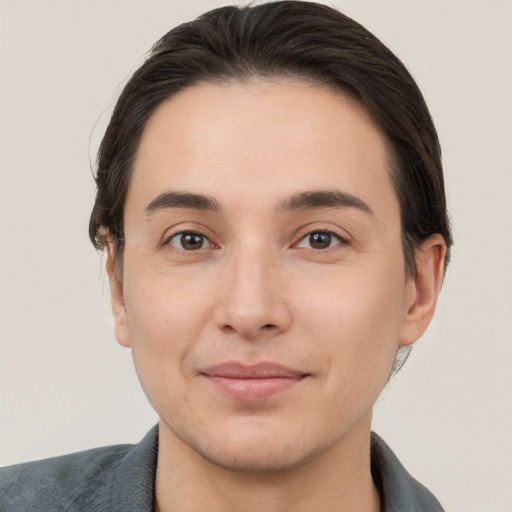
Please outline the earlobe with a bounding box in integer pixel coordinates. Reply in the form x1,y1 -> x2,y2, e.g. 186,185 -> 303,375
106,242 -> 131,348
399,234 -> 446,347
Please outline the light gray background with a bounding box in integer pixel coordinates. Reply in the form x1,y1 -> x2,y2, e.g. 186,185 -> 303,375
1,1 -> 511,510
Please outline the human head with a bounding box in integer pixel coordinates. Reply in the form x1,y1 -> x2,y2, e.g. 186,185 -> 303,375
89,1 -> 452,372
102,79 -> 446,476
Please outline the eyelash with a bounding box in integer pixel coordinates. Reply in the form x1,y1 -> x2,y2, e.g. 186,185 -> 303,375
294,229 -> 348,250
164,228 -> 348,252
165,231 -> 218,251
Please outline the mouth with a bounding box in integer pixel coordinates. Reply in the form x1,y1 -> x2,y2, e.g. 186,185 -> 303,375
201,362 -> 309,402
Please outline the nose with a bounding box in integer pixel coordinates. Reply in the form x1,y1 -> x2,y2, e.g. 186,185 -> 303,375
214,244 -> 292,340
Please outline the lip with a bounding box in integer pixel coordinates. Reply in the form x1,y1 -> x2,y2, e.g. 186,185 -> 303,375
202,362 -> 308,402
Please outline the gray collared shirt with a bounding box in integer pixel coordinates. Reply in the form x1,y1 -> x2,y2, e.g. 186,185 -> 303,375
0,427 -> 444,511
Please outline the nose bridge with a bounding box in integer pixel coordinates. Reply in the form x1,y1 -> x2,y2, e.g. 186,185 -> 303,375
217,238 -> 290,338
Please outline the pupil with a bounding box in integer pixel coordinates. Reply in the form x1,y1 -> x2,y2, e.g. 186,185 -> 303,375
182,233 -> 203,250
310,232 -> 331,249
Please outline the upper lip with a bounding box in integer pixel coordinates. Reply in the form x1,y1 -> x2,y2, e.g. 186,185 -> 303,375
202,362 -> 307,379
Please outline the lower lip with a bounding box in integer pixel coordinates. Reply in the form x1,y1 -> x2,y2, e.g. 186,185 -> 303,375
206,376 -> 304,401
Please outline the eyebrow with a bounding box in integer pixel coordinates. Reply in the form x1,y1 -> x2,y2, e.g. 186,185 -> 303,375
279,190 -> 373,215
144,189 -> 372,217
145,192 -> 220,215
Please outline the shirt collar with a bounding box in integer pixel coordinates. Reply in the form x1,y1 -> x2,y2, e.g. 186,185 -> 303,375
109,426 -> 444,512
110,425 -> 159,512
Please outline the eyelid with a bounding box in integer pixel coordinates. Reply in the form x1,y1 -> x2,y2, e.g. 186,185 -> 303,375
292,225 -> 351,248
168,231 -> 210,250
162,226 -> 220,250
159,223 -> 350,252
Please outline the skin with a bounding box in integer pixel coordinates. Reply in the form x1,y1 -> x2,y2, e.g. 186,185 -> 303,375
107,80 -> 445,512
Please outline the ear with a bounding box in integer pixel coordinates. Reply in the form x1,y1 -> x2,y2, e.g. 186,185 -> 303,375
399,234 -> 446,347
106,242 -> 131,348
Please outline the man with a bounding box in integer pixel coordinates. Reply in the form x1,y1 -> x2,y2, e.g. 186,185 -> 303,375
1,2 -> 451,510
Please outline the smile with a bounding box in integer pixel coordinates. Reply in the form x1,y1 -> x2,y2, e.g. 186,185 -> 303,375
202,362 -> 308,402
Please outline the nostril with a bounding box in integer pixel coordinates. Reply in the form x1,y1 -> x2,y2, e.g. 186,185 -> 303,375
263,324 -> 277,330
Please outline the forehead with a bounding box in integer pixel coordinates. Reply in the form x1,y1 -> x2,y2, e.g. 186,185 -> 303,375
126,79 -> 398,225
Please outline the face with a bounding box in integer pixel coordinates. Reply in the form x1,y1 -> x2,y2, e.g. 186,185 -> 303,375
109,80 -> 443,473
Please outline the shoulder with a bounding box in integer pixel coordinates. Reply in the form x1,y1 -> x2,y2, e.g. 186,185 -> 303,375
0,443 -> 132,511
0,426 -> 159,512
371,432 -> 445,511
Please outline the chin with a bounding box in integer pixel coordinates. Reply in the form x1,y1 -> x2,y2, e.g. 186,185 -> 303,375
172,418 -> 340,475
195,439 -> 320,474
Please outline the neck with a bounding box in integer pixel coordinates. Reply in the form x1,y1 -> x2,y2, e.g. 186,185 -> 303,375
154,415 -> 380,512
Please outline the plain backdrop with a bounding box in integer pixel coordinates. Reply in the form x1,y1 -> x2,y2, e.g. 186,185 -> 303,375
1,1 -> 511,510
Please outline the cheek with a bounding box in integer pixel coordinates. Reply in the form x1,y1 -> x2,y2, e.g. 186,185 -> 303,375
295,261 -> 407,389
121,263 -> 217,398
123,249 -> 214,339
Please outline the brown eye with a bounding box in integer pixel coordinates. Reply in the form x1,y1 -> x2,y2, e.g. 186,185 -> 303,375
309,232 -> 331,249
296,231 -> 343,250
169,232 -> 209,251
